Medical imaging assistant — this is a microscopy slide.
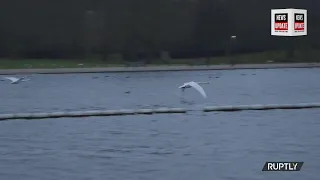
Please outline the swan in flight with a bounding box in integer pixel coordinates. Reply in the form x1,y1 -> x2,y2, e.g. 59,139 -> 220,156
179,81 -> 208,98
2,76 -> 30,84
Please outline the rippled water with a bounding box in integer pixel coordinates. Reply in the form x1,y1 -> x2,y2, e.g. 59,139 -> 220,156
1,68 -> 320,113
1,68 -> 320,180
0,110 -> 320,180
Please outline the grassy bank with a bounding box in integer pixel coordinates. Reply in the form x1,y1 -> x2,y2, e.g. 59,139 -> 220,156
0,50 -> 319,69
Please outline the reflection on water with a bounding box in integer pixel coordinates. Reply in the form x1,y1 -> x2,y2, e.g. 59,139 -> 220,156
179,98 -> 195,105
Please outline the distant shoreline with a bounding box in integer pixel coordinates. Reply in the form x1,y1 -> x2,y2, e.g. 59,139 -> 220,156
0,63 -> 319,75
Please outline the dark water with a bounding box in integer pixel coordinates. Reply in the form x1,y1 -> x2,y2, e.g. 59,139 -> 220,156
0,110 -> 320,180
1,68 -> 320,114
0,68 -> 320,179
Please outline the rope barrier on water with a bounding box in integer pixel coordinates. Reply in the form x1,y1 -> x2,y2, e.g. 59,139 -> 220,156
203,103 -> 320,112
1,103 -> 320,121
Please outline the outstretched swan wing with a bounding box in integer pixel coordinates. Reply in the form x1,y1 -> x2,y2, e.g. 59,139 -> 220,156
3,77 -> 19,82
188,81 -> 207,98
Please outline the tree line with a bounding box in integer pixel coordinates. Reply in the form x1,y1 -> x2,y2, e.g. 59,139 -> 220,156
0,0 -> 319,61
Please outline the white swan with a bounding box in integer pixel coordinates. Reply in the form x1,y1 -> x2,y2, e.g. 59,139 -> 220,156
3,76 -> 30,84
179,81 -> 208,98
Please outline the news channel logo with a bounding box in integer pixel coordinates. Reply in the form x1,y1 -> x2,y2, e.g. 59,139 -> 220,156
271,8 -> 307,36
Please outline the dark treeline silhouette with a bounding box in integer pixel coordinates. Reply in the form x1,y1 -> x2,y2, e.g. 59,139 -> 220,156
0,0 -> 319,61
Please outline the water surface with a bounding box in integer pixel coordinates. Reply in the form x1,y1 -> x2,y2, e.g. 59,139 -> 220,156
1,68 -> 320,113
0,68 -> 319,180
0,109 -> 319,180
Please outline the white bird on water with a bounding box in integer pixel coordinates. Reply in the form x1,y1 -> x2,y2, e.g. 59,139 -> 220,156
179,81 -> 208,98
2,76 -> 30,84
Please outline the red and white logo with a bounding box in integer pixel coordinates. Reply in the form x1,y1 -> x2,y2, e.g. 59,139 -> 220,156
274,13 -> 288,32
294,13 -> 304,31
